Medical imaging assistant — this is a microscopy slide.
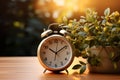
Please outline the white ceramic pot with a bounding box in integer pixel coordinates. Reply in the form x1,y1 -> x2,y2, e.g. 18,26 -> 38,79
88,46 -> 120,73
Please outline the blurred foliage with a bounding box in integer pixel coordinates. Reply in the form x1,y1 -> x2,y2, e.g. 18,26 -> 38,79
0,0 -> 46,56
61,8 -> 120,73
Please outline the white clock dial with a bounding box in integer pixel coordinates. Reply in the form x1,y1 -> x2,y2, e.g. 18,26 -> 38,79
37,34 -> 73,71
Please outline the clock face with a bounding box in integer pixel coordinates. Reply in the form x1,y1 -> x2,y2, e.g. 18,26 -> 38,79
37,34 -> 73,71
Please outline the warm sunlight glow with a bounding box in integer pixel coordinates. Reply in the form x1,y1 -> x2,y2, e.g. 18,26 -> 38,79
53,0 -> 89,12
34,0 -> 90,23
53,0 -> 65,6
34,0 -> 120,24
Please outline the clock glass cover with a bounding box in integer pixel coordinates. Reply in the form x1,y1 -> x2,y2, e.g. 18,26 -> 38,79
37,34 -> 73,71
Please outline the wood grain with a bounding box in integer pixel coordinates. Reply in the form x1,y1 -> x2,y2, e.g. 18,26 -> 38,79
0,57 -> 120,80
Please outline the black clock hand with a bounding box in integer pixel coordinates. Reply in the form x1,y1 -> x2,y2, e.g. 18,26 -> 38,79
56,45 -> 67,54
49,48 -> 56,54
54,54 -> 57,61
49,48 -> 57,61
54,42 -> 58,61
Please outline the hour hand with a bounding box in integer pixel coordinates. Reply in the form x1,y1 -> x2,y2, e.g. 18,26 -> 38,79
49,48 -> 56,54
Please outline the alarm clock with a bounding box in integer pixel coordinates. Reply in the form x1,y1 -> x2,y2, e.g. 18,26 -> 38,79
37,23 -> 73,73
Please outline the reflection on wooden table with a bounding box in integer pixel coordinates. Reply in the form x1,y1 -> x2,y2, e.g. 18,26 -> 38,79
0,57 -> 120,80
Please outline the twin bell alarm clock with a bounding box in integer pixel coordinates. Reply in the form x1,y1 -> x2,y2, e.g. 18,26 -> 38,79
37,23 -> 73,73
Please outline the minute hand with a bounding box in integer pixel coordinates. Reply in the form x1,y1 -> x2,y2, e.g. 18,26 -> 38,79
49,48 -> 56,54
56,46 -> 67,53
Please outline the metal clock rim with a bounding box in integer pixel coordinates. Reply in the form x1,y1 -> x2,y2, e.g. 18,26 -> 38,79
37,34 -> 74,71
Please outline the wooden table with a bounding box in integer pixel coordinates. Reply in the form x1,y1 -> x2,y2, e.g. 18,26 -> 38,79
0,57 -> 120,80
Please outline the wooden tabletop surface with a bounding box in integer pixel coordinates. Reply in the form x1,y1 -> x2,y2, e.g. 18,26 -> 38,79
0,57 -> 120,80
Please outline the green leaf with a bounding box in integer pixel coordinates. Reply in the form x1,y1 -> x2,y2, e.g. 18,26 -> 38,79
88,56 -> 101,66
74,49 -> 81,57
113,62 -> 117,69
85,36 -> 95,41
63,16 -> 68,24
72,64 -> 81,70
104,8 -> 110,16
112,54 -> 120,62
79,61 -> 86,65
109,52 -> 115,59
82,54 -> 88,59
80,65 -> 86,74
78,32 -> 86,37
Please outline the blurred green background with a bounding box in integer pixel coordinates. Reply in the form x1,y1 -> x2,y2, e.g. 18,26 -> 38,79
0,0 -> 120,56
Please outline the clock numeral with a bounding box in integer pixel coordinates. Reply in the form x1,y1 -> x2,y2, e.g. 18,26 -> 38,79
44,46 -> 48,49
66,51 -> 69,55
65,58 -> 68,60
42,51 -> 46,54
55,64 -> 57,68
61,61 -> 63,66
49,41 -> 52,44
54,39 -> 58,43
48,61 -> 52,66
65,45 -> 67,49
44,57 -> 47,61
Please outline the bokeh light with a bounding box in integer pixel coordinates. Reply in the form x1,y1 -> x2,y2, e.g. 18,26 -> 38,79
34,0 -> 90,23
34,0 -> 120,24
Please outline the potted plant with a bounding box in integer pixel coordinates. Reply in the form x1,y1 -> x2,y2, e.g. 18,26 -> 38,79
61,8 -> 120,74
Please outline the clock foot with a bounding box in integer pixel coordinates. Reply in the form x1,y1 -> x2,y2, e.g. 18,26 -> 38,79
43,69 -> 47,73
65,69 -> 69,74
